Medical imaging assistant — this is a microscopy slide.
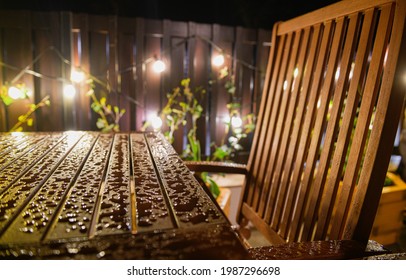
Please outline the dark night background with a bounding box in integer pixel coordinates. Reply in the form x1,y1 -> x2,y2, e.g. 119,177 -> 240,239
0,0 -> 340,29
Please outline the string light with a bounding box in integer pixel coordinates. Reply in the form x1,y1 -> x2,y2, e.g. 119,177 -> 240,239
148,114 -> 163,130
152,59 -> 166,73
71,69 -> 85,83
231,116 -> 243,128
223,115 -> 243,128
212,54 -> 225,67
63,84 -> 76,99
8,86 -> 25,99
0,34 -> 263,127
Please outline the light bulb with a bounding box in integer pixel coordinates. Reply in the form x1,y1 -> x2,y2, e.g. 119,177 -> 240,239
8,86 -> 24,99
149,114 -> 163,130
71,69 -> 85,83
152,60 -> 166,73
231,116 -> 243,128
63,84 -> 76,99
212,54 -> 225,67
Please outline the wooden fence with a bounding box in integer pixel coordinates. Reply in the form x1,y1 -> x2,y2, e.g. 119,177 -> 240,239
0,10 -> 272,159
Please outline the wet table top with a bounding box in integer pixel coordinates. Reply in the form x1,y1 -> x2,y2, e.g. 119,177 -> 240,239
0,131 -> 248,259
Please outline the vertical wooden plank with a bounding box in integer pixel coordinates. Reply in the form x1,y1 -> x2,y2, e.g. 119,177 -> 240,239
108,16 -> 119,108
60,11 -> 74,130
144,19 -> 164,133
189,22 -> 212,157
117,17 -> 137,131
1,11 -> 34,131
234,27 -> 257,163
0,12 -> 5,131
87,15 -> 110,131
165,20 -> 188,154
32,12 -> 64,132
211,24 -> 234,149
135,18 -> 145,130
72,13 -> 92,131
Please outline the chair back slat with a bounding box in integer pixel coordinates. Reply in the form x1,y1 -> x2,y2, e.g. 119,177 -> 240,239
278,25 -> 322,238
286,21 -> 336,241
245,24 -> 283,207
270,28 -> 311,229
258,32 -> 302,219
328,8 -> 377,240
304,13 -> 362,241
242,0 -> 406,245
254,33 -> 294,213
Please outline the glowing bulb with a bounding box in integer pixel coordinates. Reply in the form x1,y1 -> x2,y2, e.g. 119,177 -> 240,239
8,86 -> 24,99
71,69 -> 85,83
152,60 -> 166,73
63,84 -> 76,99
231,116 -> 243,128
212,54 -> 225,67
149,114 -> 162,130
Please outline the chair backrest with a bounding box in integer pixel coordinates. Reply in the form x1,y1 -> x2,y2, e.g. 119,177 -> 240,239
241,0 -> 406,245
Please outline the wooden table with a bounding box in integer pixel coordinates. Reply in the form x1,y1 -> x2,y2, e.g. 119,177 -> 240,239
0,131 -> 248,259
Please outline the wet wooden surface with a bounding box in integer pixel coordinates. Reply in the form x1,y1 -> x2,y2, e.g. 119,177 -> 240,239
0,131 -> 248,259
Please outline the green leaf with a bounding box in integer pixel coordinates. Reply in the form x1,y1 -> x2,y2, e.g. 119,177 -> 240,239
102,124 -> 115,132
2,96 -> 14,106
96,118 -> 105,129
202,174 -> 220,199
213,146 -> 230,161
91,102 -> 101,113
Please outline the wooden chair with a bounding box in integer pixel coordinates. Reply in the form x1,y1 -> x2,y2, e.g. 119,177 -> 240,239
186,0 -> 406,259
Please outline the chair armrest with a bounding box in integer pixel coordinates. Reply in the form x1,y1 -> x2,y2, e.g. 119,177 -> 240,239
185,161 -> 248,174
248,240 -> 390,260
